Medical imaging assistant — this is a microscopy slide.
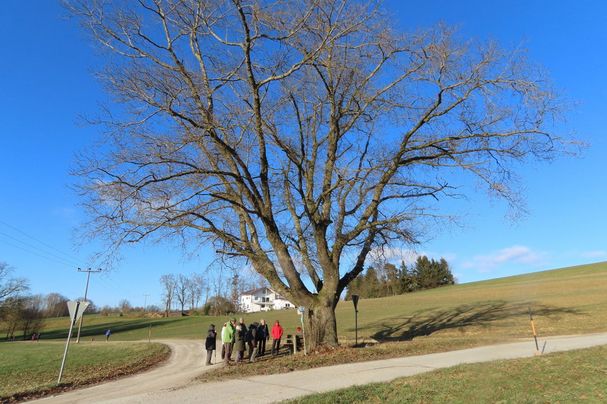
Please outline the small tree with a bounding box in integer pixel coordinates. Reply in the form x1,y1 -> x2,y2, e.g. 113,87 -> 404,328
160,274 -> 177,317
0,262 -> 28,304
175,274 -> 190,314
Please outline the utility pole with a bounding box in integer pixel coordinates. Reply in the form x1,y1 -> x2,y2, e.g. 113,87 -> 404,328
144,294 -> 150,312
76,268 -> 102,343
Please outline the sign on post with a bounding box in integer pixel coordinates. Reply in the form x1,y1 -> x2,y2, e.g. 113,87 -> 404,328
58,300 -> 90,384
67,300 -> 90,323
352,295 -> 359,312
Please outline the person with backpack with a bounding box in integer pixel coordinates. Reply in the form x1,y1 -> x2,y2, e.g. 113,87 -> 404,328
205,324 -> 217,366
271,320 -> 283,356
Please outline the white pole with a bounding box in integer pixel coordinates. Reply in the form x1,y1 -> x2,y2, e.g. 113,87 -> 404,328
58,302 -> 79,384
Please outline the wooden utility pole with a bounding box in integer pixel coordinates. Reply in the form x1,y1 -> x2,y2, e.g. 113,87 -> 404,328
76,268 -> 102,343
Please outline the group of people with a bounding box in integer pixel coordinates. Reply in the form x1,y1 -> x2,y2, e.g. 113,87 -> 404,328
204,318 -> 284,366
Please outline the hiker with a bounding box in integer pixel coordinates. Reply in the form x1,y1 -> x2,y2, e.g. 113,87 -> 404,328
234,323 -> 246,363
271,320 -> 283,356
205,324 -> 217,366
257,319 -> 269,356
222,319 -> 235,364
247,322 -> 258,362
220,323 -> 227,359
105,329 -> 111,341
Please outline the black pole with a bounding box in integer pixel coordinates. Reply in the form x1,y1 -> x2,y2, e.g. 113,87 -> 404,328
352,295 -> 359,347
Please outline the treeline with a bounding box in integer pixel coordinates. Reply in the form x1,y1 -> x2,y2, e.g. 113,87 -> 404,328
345,256 -> 455,300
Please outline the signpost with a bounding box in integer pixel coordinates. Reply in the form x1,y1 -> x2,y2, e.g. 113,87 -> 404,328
297,306 -> 307,355
352,295 -> 359,346
58,300 -> 89,384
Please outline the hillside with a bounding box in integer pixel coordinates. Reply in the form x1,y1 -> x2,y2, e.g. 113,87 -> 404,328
16,261 -> 607,344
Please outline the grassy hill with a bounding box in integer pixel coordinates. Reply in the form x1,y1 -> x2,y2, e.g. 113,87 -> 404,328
25,261 -> 607,345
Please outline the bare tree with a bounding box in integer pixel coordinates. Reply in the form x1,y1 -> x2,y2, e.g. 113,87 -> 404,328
159,274 -> 177,317
70,0 -> 570,349
0,262 -> 29,303
187,273 -> 204,310
175,273 -> 190,314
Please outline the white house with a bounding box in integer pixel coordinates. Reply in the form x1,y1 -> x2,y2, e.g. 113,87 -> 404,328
239,287 -> 295,313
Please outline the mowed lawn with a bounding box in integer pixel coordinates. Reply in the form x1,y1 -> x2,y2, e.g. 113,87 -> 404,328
0,341 -> 169,400
288,345 -> 607,403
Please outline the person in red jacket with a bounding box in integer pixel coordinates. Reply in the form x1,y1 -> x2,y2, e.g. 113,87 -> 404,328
271,320 -> 284,356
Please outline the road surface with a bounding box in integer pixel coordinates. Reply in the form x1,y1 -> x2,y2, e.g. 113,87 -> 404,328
31,333 -> 607,403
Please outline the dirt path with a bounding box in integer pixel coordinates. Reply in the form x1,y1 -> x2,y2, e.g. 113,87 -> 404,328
31,340 -> 212,404
30,333 -> 607,403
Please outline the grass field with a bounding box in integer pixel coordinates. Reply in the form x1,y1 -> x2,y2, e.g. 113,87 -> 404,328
22,261 -> 607,345
0,341 -> 169,401
2,261 -> 607,388
287,345 -> 607,403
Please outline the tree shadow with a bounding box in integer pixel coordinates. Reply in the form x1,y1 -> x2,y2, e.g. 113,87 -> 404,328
367,301 -> 582,342
38,318 -> 184,340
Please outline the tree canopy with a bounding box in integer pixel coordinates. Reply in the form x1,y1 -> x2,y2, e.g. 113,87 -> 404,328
69,0 -> 569,349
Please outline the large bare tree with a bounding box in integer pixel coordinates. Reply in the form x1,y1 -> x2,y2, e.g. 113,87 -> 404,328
70,0 -> 568,349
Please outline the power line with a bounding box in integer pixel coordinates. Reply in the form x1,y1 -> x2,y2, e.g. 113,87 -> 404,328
0,235 -> 74,268
0,219 -> 82,265
0,230 -> 80,267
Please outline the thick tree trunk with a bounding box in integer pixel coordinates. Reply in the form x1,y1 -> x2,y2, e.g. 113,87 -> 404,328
304,301 -> 339,351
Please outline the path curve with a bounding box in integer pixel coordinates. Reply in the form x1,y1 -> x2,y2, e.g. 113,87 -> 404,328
31,333 -> 607,403
31,339 -> 211,404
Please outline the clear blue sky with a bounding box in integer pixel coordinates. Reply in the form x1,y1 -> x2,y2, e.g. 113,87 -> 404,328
1,1 -> 606,307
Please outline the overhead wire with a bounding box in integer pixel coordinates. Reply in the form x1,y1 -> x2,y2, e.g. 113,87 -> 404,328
0,219 -> 82,265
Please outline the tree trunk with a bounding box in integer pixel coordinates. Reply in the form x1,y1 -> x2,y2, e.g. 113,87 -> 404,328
304,301 -> 338,352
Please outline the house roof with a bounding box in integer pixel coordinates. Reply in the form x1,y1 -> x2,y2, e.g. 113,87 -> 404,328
241,287 -> 272,296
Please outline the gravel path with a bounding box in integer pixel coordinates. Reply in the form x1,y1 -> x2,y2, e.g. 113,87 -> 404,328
30,333 -> 607,403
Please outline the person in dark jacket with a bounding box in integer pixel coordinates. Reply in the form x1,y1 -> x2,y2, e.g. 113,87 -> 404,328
205,324 -> 217,365
234,324 -> 246,362
247,322 -> 258,362
257,319 -> 269,356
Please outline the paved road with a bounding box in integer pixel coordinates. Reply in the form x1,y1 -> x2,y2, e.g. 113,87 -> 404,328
32,333 -> 607,403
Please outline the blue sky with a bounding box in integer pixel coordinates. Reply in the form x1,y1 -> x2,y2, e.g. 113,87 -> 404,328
1,1 -> 606,307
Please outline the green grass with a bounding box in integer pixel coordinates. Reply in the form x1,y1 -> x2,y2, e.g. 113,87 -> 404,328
287,345 -> 607,403
17,261 -> 607,345
3,261 -> 607,387
0,341 -> 170,401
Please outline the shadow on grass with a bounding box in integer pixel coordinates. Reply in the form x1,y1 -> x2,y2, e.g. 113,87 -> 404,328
366,301 -> 582,342
38,318 -> 183,340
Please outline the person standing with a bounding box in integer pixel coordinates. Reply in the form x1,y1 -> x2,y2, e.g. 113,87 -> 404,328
220,322 -> 228,360
205,324 -> 217,366
271,320 -> 283,356
257,319 -> 269,356
234,324 -> 246,363
222,320 -> 235,365
105,329 -> 111,341
247,322 -> 258,362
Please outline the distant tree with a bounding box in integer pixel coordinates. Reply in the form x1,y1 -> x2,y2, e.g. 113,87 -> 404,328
1,296 -> 44,340
118,299 -> 132,314
175,274 -> 190,314
0,262 -> 28,303
159,274 -> 177,317
43,293 -> 69,317
412,256 -> 455,290
203,295 -> 237,316
187,274 -> 204,310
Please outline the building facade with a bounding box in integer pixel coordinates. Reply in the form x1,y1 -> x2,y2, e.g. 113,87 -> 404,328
239,287 -> 295,313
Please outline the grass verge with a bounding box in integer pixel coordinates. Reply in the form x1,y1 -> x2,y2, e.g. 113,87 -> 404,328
0,341 -> 170,402
287,345 -> 607,403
